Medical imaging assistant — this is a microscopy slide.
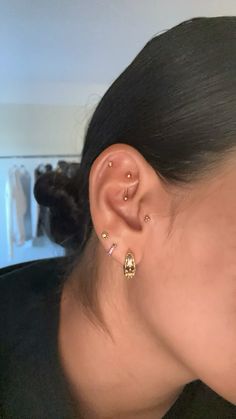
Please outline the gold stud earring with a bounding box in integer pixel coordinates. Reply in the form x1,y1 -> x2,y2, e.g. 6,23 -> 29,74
126,172 -> 132,178
144,215 -> 151,222
101,231 -> 109,239
108,161 -> 113,167
123,250 -> 136,279
123,189 -> 128,201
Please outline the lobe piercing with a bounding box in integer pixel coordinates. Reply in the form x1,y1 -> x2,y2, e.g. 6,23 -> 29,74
101,231 -> 109,239
107,243 -> 117,256
123,189 -> 128,201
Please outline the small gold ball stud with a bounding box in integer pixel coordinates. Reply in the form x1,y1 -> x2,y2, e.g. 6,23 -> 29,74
126,172 -> 132,178
101,231 -> 109,239
123,189 -> 129,201
108,161 -> 113,167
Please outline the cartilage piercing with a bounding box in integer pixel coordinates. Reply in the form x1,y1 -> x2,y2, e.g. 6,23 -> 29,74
108,161 -> 113,167
144,215 -> 151,222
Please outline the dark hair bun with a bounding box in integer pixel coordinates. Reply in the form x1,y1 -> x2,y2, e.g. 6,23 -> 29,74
33,168 -> 86,249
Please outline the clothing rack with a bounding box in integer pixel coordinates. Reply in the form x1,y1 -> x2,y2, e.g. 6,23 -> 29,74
0,154 -> 81,159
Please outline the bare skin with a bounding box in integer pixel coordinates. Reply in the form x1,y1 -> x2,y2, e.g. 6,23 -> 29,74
58,143 -> 236,418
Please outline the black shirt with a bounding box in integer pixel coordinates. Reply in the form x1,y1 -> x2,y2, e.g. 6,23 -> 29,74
0,257 -> 235,418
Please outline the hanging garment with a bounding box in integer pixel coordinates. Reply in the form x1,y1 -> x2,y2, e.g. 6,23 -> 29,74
19,166 -> 32,241
5,171 -> 14,260
34,163 -> 53,238
5,166 -> 30,260
31,168 -> 41,239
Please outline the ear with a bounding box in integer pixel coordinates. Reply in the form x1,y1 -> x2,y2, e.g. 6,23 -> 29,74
89,143 -> 163,267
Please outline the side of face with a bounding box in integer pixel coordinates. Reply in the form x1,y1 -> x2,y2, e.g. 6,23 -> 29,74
138,160 -> 236,404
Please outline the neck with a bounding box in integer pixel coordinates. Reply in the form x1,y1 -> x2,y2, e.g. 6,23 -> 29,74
58,246 -> 196,418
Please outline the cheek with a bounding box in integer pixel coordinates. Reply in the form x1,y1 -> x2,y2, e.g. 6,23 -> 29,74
147,208 -> 236,404
163,214 -> 236,403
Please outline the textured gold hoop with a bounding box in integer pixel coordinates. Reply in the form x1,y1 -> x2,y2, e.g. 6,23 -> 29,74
123,251 -> 136,279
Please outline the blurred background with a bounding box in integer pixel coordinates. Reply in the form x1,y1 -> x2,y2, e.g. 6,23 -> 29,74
0,0 -> 235,267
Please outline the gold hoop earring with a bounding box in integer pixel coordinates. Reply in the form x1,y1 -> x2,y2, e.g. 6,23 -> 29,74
123,250 -> 136,279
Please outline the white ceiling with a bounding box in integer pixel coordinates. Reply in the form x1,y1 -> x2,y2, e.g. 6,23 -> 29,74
0,0 -> 235,104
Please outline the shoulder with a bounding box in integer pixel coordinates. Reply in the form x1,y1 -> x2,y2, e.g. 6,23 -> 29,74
0,256 -> 67,305
0,257 -> 76,418
164,379 -> 236,418
0,256 -> 66,292
0,257 -> 66,352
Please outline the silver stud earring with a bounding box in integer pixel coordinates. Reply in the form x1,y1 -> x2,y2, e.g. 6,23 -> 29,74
144,215 -> 151,222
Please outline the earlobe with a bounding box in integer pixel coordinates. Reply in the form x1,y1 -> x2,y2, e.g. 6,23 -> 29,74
100,229 -> 138,280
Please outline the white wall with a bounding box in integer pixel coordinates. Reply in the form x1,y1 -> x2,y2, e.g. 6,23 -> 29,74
1,0 -> 236,90
1,1 -> 235,156
0,1 -> 235,266
0,103 -> 91,156
0,82 -> 109,156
